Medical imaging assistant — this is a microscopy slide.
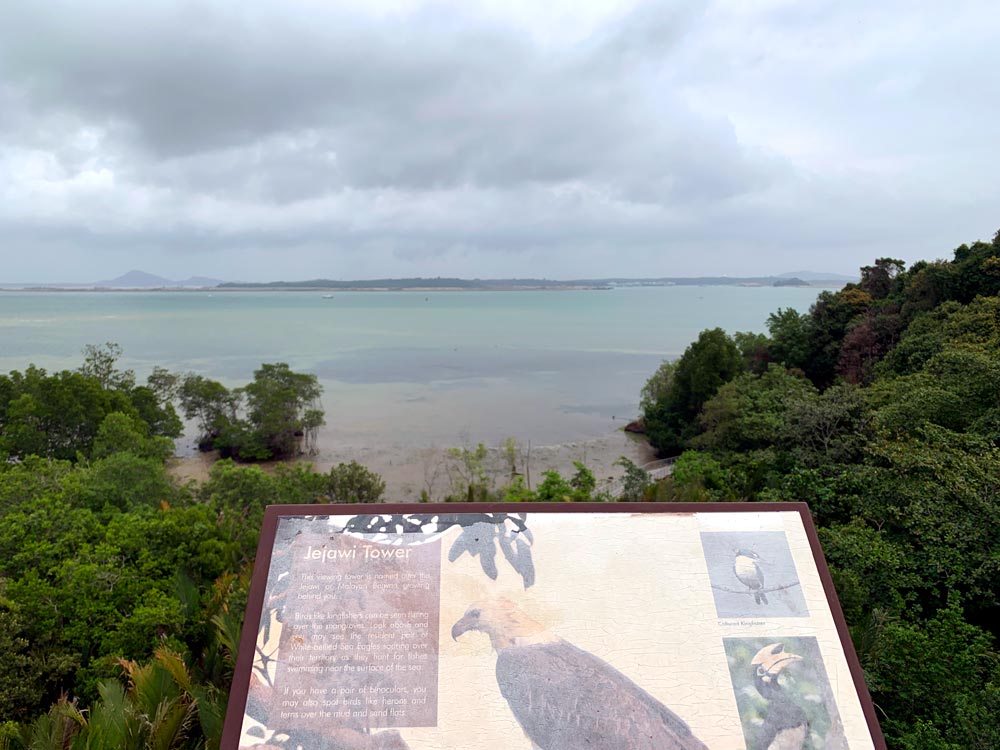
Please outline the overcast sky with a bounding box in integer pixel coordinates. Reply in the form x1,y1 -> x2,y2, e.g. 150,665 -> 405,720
1,0 -> 998,282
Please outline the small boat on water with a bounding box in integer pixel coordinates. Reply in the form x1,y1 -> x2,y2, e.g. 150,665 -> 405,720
322,294 -> 334,299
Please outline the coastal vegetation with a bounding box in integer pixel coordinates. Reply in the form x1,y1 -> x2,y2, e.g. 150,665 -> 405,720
178,365 -> 324,461
1,232 -> 999,747
639,234 -> 1000,748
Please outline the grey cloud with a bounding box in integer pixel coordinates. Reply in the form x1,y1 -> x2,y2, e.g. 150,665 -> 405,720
0,0 -> 768,204
0,0 -> 997,283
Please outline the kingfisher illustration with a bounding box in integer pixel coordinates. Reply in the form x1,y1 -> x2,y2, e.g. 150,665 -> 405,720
734,548 -> 768,604
751,642 -> 809,750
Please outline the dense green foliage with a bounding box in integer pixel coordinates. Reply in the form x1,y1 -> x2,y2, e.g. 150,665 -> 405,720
324,460 -> 387,503
641,231 -> 1000,748
0,344 -> 181,463
644,328 -> 744,454
0,351 -> 335,745
178,363 -> 324,461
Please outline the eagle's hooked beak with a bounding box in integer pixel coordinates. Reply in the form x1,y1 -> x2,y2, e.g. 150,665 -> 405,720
451,608 -> 482,640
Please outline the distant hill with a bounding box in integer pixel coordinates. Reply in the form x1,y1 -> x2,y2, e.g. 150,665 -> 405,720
96,271 -> 226,288
97,271 -> 171,287
777,270 -> 857,282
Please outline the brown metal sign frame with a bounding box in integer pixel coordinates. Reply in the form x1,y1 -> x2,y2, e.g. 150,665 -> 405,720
222,502 -> 885,750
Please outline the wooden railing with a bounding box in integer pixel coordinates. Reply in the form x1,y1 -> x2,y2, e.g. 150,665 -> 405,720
606,457 -> 676,499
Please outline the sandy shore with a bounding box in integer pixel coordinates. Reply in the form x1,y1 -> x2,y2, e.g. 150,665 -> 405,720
167,429 -> 656,502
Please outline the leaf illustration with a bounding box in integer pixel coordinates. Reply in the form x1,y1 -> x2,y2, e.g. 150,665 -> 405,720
514,537 -> 535,587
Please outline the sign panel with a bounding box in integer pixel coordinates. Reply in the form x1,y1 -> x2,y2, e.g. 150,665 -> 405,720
223,503 -> 885,750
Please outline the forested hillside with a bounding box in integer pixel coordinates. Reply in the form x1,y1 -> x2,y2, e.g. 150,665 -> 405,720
641,232 -> 1000,748
1,233 -> 999,748
0,358 -> 355,747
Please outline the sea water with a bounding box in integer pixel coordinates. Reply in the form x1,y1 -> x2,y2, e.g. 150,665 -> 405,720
0,286 -> 825,450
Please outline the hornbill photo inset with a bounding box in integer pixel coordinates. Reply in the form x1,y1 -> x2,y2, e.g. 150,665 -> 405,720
751,642 -> 809,750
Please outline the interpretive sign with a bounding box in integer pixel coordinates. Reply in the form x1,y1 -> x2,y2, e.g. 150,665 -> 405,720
223,503 -> 885,750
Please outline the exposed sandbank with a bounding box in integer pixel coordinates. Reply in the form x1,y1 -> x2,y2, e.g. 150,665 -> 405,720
167,429 -> 656,501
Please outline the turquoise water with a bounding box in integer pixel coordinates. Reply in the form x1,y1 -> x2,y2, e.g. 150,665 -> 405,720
0,287 -> 823,448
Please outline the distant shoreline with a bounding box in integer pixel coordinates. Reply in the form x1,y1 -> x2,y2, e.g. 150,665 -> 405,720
0,280 -> 847,292
0,284 -> 615,293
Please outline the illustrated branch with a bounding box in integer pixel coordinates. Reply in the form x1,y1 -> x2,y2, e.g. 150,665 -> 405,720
711,581 -> 802,595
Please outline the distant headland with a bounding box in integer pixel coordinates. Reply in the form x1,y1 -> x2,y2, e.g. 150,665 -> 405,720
1,269 -> 855,291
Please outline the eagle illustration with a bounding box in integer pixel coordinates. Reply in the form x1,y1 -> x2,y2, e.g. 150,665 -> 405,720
452,599 -> 709,750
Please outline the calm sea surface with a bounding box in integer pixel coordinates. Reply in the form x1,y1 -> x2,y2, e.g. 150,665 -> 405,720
0,287 -> 824,450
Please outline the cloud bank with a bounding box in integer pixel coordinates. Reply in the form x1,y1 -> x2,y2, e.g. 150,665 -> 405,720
1,0 -> 997,281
